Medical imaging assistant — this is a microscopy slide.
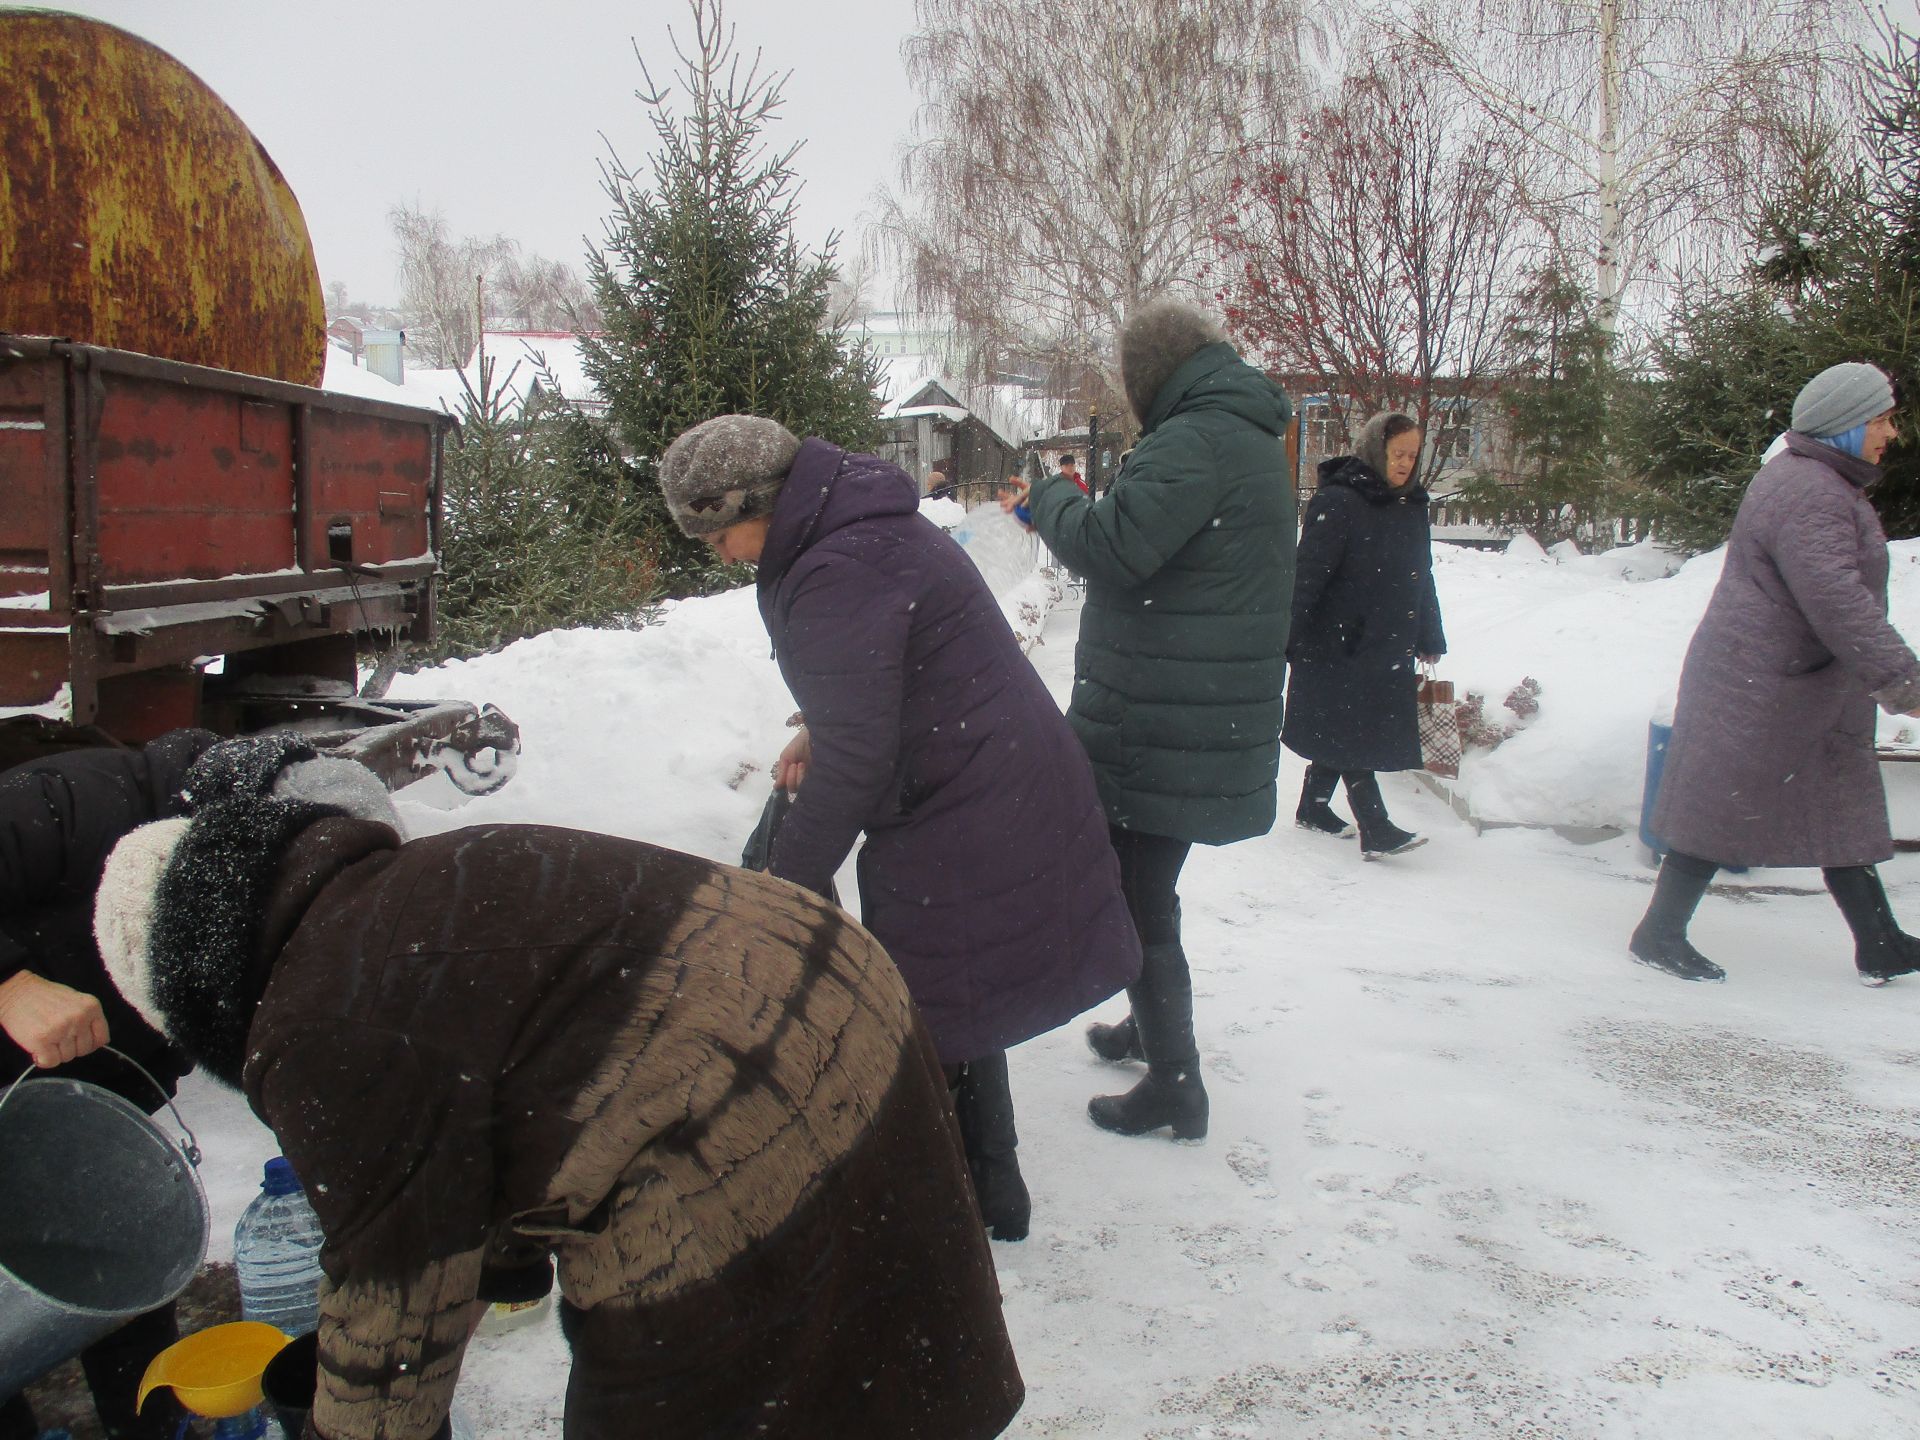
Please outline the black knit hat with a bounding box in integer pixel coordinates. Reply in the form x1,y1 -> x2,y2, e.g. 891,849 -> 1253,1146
176,733 -> 317,811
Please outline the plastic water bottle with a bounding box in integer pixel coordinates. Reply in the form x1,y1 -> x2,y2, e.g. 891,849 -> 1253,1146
234,1157 -> 325,1338
211,1410 -> 276,1439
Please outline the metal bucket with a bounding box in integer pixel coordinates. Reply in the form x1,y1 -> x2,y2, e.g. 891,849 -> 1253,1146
0,1057 -> 208,1396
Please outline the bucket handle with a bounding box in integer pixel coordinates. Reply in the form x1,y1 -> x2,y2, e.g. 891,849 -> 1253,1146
0,1044 -> 202,1168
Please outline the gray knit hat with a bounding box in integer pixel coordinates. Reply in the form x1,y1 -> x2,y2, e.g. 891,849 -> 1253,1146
1792,363 -> 1895,439
659,415 -> 802,537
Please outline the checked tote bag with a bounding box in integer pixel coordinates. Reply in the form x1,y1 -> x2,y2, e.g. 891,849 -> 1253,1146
1416,663 -> 1462,779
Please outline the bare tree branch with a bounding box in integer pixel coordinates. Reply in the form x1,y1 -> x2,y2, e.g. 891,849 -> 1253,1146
879,0 -> 1317,416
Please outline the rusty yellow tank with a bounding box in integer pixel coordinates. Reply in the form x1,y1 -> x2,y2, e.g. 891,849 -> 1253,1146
0,9 -> 325,385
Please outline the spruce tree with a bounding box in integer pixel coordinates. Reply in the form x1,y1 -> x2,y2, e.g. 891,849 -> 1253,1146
581,0 -> 882,595
422,354 -> 661,662
1625,21 -> 1920,550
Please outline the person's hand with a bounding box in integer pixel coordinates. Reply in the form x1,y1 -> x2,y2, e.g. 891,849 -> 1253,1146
997,479 -> 1030,516
1418,653 -> 1444,666
0,970 -> 110,1068
775,727 -> 812,792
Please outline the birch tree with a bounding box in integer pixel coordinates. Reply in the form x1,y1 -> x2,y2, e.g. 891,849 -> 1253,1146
881,0 -> 1314,417
1402,0 -> 1862,334
389,204 -> 601,363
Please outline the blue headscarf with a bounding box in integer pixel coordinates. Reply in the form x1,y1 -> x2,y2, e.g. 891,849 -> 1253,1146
1825,422 -> 1868,459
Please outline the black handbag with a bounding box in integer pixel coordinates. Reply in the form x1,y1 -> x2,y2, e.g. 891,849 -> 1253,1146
740,788 -> 794,872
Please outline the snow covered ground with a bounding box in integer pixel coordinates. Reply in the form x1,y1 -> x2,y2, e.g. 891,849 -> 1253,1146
170,529 -> 1920,1437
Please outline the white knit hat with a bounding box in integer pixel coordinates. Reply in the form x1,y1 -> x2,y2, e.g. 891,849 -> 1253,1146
94,818 -> 191,1036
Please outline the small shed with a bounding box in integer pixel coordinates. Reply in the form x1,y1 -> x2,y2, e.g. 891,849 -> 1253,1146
875,356 -> 1045,505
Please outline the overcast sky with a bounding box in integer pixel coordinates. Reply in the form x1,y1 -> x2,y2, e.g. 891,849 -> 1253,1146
30,1 -> 1920,309
43,0 -> 920,305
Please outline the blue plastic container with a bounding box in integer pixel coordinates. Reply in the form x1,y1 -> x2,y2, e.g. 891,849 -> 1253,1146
1638,720 -> 1672,857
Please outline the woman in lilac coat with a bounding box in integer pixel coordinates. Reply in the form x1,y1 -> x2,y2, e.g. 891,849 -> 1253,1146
658,415 -> 1141,1241
1635,363 -> 1920,986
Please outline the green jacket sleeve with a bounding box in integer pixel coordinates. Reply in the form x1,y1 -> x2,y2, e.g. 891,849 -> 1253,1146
1028,423 -> 1228,589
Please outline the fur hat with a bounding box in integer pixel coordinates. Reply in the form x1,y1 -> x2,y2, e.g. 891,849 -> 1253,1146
1120,298 -> 1226,426
96,796 -> 343,1087
659,415 -> 802,537
1792,363 -> 1895,439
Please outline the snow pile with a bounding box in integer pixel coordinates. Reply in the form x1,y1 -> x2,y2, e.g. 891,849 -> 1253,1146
389,527 -> 1920,841
947,505 -> 1043,597
917,495 -> 968,530
388,510 -> 1063,846
168,531 -> 1920,1440
1435,537 -> 1920,831
390,588 -> 789,859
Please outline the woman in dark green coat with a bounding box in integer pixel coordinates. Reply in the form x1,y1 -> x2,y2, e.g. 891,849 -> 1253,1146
1008,298 -> 1295,1142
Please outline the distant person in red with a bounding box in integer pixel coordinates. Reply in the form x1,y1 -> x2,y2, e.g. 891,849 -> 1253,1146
1057,453 -> 1090,495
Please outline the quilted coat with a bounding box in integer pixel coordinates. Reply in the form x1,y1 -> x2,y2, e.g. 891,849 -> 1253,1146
1026,342 -> 1296,844
1653,432 -> 1920,867
1281,456 -> 1446,774
0,728 -> 215,1096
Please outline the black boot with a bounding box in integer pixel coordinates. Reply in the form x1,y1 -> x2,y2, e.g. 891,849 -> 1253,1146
1344,772 -> 1424,858
1630,851 -> 1724,981
1824,865 -> 1920,985
952,1052 -> 1030,1241
1088,942 -> 1208,1140
1086,1013 -> 1146,1063
1296,763 -> 1356,839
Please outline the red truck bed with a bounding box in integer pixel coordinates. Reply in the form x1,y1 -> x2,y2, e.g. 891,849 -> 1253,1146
1,335 -> 451,740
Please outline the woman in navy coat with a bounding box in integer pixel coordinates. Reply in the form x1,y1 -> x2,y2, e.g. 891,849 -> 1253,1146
1282,412 -> 1446,858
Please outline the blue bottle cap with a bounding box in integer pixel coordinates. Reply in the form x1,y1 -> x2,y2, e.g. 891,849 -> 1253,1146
262,1156 -> 303,1196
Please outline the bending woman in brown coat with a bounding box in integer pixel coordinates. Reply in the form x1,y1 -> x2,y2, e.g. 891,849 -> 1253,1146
94,793 -> 1023,1440
1635,362 -> 1920,985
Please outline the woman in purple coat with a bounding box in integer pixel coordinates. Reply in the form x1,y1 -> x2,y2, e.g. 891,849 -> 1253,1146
659,415 -> 1141,1240
1635,362 -> 1920,985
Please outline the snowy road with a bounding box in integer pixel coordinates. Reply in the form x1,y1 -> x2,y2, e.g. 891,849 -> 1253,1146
176,582 -> 1920,1438
984,592 -> 1920,1439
